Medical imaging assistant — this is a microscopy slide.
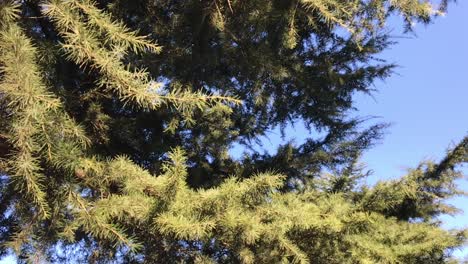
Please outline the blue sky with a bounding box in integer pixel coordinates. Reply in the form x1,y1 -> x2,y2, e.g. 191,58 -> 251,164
357,1 -> 468,258
1,2 -> 467,263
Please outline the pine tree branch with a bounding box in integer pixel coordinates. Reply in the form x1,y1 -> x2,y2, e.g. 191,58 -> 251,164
427,136 -> 468,179
0,133 -> 9,159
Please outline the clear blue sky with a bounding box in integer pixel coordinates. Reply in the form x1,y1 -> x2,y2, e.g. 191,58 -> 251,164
356,1 -> 468,258
1,2 -> 467,264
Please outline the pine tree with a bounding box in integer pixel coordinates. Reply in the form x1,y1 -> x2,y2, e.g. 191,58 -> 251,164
0,0 -> 466,263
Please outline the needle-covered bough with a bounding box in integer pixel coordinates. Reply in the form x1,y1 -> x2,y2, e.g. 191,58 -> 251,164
0,0 -> 466,263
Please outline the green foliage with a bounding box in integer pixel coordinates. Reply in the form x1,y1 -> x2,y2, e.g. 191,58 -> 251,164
0,0 -> 466,263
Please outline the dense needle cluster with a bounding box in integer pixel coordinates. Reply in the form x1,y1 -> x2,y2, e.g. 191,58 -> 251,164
0,0 -> 466,263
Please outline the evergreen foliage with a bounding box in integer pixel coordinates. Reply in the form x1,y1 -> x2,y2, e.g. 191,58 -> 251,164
0,0 -> 466,263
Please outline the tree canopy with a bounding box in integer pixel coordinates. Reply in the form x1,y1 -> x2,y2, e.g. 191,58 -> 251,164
0,0 -> 466,263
